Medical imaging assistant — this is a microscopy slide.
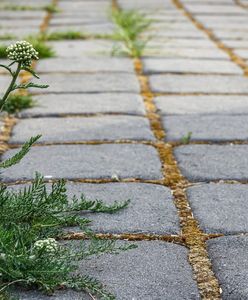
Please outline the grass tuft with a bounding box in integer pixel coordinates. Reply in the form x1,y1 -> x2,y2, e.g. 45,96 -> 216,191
111,9 -> 152,58
44,4 -> 60,13
44,31 -> 88,41
26,37 -> 55,58
181,132 -> 192,144
2,94 -> 35,114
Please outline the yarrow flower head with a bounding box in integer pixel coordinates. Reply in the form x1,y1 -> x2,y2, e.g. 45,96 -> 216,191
34,238 -> 59,254
6,40 -> 39,67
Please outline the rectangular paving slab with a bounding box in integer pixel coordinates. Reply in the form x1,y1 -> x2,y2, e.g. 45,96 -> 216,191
48,40 -> 114,58
14,241 -> 200,300
155,95 -> 248,115
163,114 -> 248,141
36,57 -> 135,73
19,93 -> 146,117
30,73 -> 140,94
1,144 -> 162,181
207,235 -> 248,299
187,183 -> 248,234
149,74 -> 248,94
10,116 -> 155,143
143,58 -> 242,75
144,47 -> 229,59
9,182 -> 179,234
174,144 -> 248,181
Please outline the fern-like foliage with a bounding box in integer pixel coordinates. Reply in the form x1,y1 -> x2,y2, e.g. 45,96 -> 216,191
0,174 -> 133,299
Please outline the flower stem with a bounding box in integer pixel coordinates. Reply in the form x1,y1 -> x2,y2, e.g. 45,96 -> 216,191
0,62 -> 21,112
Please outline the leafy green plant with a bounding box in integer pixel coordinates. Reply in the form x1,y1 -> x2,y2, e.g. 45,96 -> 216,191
0,34 -> 16,40
0,42 -> 134,300
2,94 -> 35,114
111,9 -> 152,58
43,31 -> 88,41
26,37 -> 55,58
0,5 -> 39,11
181,132 -> 192,144
0,45 -> 7,58
44,4 -> 60,13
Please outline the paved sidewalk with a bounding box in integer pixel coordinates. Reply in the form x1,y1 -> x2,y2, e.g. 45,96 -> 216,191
1,0 -> 248,299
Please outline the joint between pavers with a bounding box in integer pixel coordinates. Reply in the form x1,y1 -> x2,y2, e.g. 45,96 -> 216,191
234,0 -> 248,9
62,232 -> 185,246
114,0 -> 222,294
172,0 -> 248,77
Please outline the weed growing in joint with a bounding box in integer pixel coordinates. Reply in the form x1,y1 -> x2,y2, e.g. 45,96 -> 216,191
43,31 -> 88,41
0,34 -> 16,40
43,4 -> 60,13
111,9 -> 152,58
181,132 -> 192,144
0,42 -> 133,300
26,37 -> 55,58
2,94 -> 35,114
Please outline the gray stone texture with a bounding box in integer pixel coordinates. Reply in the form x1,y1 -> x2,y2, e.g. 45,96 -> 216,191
10,116 -> 155,143
1,144 -> 163,181
207,235 -> 248,299
9,182 -> 179,234
15,241 -> 200,300
48,40 -> 114,58
36,57 -> 135,73
143,58 -> 242,75
174,145 -> 248,181
20,93 -> 146,117
163,115 -> 248,141
144,47 -> 229,59
155,95 -> 248,115
187,183 -> 248,234
149,74 -> 248,94
30,73 -> 140,93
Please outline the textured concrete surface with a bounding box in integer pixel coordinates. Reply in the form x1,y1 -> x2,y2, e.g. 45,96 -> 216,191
149,74 -> 248,94
163,115 -> 248,141
187,183 -> 248,234
207,235 -> 248,300
2,144 -> 163,181
15,241 -> 200,300
174,145 -> 248,181
10,116 -> 155,143
20,93 -> 146,117
31,73 -> 140,93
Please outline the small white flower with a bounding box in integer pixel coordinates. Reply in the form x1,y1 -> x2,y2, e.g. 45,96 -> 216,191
6,40 -> 39,67
34,238 -> 59,254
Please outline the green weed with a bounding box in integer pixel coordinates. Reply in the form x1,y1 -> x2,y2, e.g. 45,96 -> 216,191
2,94 -> 35,114
26,37 -> 55,58
181,132 -> 192,144
44,31 -> 88,41
111,9 -> 152,58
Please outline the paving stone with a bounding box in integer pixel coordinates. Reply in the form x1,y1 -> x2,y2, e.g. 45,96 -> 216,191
145,29 -> 207,39
195,15 -> 248,24
144,47 -> 229,59
143,58 -> 242,75
149,74 -> 248,94
0,28 -> 40,37
119,0 -> 175,10
1,144 -> 162,181
207,235 -> 248,299
0,19 -> 42,28
48,23 -> 114,35
174,145 -> 248,181
187,183 -> 248,234
222,39 -> 248,48
0,11 -> 46,19
48,40 -> 114,57
14,241 -> 200,300
20,93 -> 145,117
30,73 -> 140,93
50,16 -> 109,25
185,4 -> 246,14
36,57 -> 135,73
0,76 -> 13,98
213,29 -> 248,40
10,116 -> 154,143
163,115 -> 248,141
155,95 -> 248,115
234,49 -> 248,59
149,38 -> 216,49
9,182 -> 179,234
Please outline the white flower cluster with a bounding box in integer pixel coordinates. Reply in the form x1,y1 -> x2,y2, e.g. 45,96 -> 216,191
6,41 -> 39,67
34,238 -> 59,254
